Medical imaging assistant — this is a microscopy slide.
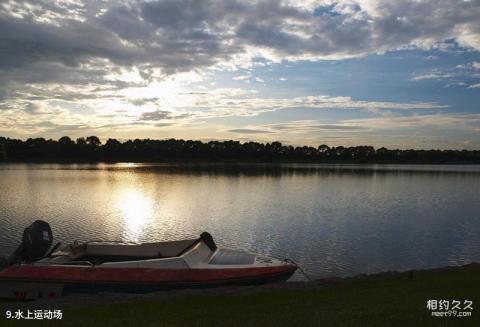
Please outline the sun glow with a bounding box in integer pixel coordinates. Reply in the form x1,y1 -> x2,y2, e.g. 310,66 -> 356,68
117,188 -> 154,242
117,72 -> 203,112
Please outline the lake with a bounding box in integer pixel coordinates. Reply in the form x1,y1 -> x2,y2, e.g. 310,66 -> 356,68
1,163 -> 479,280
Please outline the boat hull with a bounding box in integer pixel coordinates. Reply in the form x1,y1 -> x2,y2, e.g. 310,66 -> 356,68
0,264 -> 296,299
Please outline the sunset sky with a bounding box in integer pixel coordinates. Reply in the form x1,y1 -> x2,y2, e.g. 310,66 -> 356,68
1,0 -> 480,149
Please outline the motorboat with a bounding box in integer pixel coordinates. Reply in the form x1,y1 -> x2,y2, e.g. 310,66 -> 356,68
0,220 -> 297,300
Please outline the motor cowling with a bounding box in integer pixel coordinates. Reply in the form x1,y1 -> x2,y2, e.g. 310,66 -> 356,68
22,220 -> 53,261
200,232 -> 217,251
7,220 -> 53,265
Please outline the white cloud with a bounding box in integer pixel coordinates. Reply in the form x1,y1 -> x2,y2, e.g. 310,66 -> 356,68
445,82 -> 468,88
342,113 -> 480,129
0,85 -> 450,137
225,120 -> 368,135
221,113 -> 480,149
232,75 -> 251,81
412,61 -> 480,86
179,93 -> 448,118
411,72 -> 454,81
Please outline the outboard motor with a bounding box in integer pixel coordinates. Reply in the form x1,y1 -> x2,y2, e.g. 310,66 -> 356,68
6,220 -> 53,266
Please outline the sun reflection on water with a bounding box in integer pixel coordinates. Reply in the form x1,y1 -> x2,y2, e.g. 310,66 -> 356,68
117,188 -> 153,242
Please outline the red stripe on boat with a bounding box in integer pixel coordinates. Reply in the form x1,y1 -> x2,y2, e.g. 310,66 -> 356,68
0,265 -> 296,284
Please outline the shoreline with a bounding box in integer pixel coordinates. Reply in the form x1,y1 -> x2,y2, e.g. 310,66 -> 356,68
2,158 -> 480,165
2,263 -> 478,326
2,262 -> 478,309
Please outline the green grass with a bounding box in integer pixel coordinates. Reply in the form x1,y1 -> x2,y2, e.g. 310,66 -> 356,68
3,265 -> 479,326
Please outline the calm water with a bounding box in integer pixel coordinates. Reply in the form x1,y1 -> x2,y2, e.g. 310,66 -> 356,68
1,163 -> 480,280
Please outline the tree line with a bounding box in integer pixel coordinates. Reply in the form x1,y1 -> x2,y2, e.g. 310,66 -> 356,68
0,136 -> 479,163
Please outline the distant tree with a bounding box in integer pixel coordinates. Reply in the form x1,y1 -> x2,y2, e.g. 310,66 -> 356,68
0,136 -> 479,163
56,136 -> 74,157
76,137 -> 86,146
25,138 -> 47,157
58,136 -> 74,146
105,138 -> 121,148
0,137 -> 6,159
103,138 -> 122,157
318,144 -> 330,153
376,147 -> 388,155
86,136 -> 101,147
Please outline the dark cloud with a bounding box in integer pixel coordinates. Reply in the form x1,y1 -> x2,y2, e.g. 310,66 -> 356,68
11,120 -> 89,134
2,0 -> 479,79
140,0 -> 221,31
226,128 -> 275,134
100,5 -> 154,42
0,0 -> 479,109
227,122 -> 368,134
0,15 -> 133,71
269,123 -> 367,131
24,103 -> 41,114
155,122 -> 175,127
139,110 -> 191,121
128,98 -> 159,106
139,110 -> 173,121
36,121 -> 86,131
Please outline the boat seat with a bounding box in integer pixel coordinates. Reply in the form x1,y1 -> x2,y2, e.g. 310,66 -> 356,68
84,239 -> 198,259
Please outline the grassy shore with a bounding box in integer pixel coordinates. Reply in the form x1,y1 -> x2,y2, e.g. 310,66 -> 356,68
2,264 -> 479,326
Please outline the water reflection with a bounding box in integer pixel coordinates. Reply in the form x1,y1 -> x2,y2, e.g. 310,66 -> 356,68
117,188 -> 153,242
0,163 -> 479,280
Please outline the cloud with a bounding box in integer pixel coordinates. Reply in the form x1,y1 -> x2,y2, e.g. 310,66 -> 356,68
232,75 -> 251,81
139,110 -> 174,121
267,121 -> 368,131
220,115 -> 478,148
24,103 -> 42,115
411,62 -> 480,86
185,93 -> 448,118
341,113 -> 480,129
139,110 -> 191,121
445,81 -> 468,88
226,120 -> 369,135
0,0 -> 479,142
226,128 -> 274,134
1,0 -> 480,88
411,72 -> 455,81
